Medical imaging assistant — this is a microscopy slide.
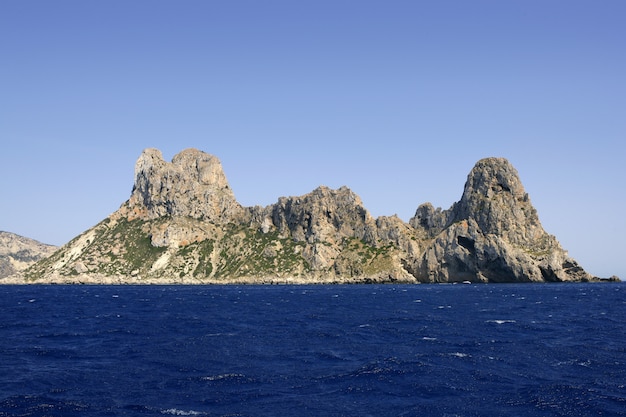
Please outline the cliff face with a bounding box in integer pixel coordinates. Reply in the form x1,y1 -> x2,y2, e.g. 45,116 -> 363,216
0,232 -> 57,280
409,158 -> 590,283
21,149 -> 602,284
122,148 -> 245,222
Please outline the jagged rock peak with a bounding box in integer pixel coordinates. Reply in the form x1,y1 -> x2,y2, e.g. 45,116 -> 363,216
452,157 -> 542,244
409,157 -> 530,238
411,157 -> 594,283
463,157 -> 525,200
135,148 -> 231,189
270,185 -> 376,243
123,148 -> 244,221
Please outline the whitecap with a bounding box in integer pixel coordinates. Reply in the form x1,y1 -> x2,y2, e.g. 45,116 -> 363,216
449,352 -> 470,358
202,373 -> 245,381
486,320 -> 516,324
422,337 -> 437,341
554,359 -> 591,367
161,409 -> 203,416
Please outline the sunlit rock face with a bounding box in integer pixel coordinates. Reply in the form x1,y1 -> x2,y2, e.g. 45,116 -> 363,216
124,148 -> 244,222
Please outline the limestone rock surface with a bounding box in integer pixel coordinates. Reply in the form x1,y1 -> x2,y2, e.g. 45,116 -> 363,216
122,148 -> 245,222
410,158 -> 593,282
246,186 -> 415,280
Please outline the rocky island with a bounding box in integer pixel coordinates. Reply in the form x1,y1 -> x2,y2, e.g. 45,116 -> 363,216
5,148 -> 614,284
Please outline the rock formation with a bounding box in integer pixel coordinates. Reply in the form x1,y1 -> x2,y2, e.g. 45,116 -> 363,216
0,232 -> 56,280
17,148 -> 610,284
121,148 -> 245,222
409,158 -> 591,282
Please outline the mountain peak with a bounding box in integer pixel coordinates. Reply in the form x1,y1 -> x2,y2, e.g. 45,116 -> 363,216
409,157 -> 593,282
463,157 -> 525,199
454,157 -> 541,241
124,148 -> 243,222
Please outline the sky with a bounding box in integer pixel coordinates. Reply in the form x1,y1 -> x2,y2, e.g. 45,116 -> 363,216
1,1 -> 624,279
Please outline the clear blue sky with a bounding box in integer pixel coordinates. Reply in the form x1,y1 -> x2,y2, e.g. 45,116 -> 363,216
1,1 -> 624,279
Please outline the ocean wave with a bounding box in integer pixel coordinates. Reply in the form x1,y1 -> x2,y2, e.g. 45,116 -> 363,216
161,408 -> 205,416
448,352 -> 470,358
201,373 -> 246,381
486,319 -> 517,324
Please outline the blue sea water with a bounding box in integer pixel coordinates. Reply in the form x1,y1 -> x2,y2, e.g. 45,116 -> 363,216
0,283 -> 624,417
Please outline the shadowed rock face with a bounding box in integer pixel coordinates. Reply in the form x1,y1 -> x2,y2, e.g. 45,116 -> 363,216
19,150 -> 602,284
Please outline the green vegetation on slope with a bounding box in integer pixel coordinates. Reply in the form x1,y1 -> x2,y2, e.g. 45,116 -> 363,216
24,216 -> 403,282
212,224 -> 311,279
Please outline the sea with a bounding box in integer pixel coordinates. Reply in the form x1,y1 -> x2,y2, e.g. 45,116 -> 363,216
0,283 -> 624,417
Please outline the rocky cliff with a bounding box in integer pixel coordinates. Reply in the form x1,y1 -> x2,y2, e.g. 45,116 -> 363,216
19,148 -> 608,284
408,158 -> 591,282
0,232 -> 57,279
